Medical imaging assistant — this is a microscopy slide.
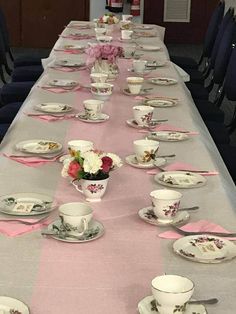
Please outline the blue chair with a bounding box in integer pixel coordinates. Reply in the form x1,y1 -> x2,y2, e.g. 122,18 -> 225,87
170,0 -> 225,70
0,102 -> 22,123
0,81 -> 35,106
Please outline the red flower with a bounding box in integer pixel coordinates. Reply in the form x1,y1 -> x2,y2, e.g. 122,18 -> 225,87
68,161 -> 81,179
101,156 -> 113,173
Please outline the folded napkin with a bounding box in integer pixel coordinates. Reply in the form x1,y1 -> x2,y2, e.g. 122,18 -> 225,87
38,86 -> 80,94
138,124 -> 199,135
3,153 -> 59,167
158,220 -> 236,241
60,35 -> 94,40
0,218 -> 51,237
25,113 -> 76,122
146,161 -> 219,176
49,66 -> 87,72
54,48 -> 84,54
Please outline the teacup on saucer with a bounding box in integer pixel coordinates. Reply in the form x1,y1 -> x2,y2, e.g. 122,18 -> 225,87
125,154 -> 166,169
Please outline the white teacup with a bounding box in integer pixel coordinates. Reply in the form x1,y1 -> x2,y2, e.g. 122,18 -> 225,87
68,140 -> 94,154
122,14 -> 133,21
133,139 -> 159,164
152,275 -> 194,314
120,20 -> 132,30
133,105 -> 154,126
83,99 -> 104,119
133,60 -> 147,73
90,73 -> 108,83
59,202 -> 93,236
126,76 -> 144,94
95,27 -> 107,36
150,189 -> 182,223
121,30 -> 133,40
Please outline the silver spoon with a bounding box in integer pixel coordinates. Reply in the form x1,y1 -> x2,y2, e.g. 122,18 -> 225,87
178,206 -> 199,212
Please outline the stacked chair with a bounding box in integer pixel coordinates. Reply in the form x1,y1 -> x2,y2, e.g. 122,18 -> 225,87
0,6 -> 49,141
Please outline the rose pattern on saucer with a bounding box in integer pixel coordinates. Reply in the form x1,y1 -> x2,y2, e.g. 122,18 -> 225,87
144,208 -> 158,220
86,184 -> 104,194
179,249 -> 195,258
190,236 -> 225,249
10,310 -> 22,314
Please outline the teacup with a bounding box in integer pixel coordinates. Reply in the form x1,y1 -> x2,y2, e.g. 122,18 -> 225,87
121,30 -> 133,40
96,35 -> 113,43
133,139 -> 159,164
59,202 -> 93,236
90,73 -> 108,83
83,99 -> 104,119
122,14 -> 133,21
150,189 -> 182,222
68,140 -> 94,154
126,77 -> 144,95
151,275 -> 194,314
91,82 -> 114,101
133,105 -> 154,126
95,27 -> 107,36
133,60 -> 147,73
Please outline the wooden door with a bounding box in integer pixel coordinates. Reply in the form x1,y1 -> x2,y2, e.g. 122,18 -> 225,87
21,0 -> 90,48
144,0 -> 219,44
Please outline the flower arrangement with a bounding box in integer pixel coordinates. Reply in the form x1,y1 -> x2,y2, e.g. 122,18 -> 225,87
61,150 -> 122,181
86,44 -> 124,64
99,13 -> 119,25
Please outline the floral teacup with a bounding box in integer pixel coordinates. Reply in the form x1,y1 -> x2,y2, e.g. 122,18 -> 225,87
91,83 -> 114,101
83,99 -> 104,119
68,140 -> 94,155
150,189 -> 182,223
90,73 -> 108,83
133,105 -> 154,126
72,177 -> 109,202
133,139 -> 159,164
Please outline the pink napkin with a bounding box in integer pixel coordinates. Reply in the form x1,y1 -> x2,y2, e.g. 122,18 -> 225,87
49,66 -> 87,72
38,86 -> 81,94
25,113 -> 76,122
138,123 -> 199,135
54,49 -> 84,54
158,220 -> 236,241
146,161 -> 219,176
3,154 -> 59,167
60,35 -> 94,40
0,218 -> 51,237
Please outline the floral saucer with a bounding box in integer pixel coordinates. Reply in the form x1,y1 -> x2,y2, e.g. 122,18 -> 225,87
48,79 -> 79,88
44,219 -> 104,243
122,87 -> 152,96
55,60 -> 85,67
15,139 -> 62,154
138,296 -> 207,314
173,235 -> 236,263
142,97 -> 178,108
137,45 -> 161,51
76,113 -> 109,123
148,77 -> 178,86
148,131 -> 189,142
125,155 -> 166,169
0,296 -> 29,314
126,119 -> 157,129
138,207 -> 190,226
34,102 -> 73,113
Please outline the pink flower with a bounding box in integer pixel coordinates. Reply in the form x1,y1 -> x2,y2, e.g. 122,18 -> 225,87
101,156 -> 113,173
68,161 -> 81,179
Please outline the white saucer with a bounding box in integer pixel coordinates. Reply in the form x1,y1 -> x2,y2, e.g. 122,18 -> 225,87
138,206 -> 190,226
0,296 -> 29,314
142,97 -> 178,108
126,119 -> 157,129
138,296 -> 207,314
148,131 -> 189,142
125,155 -> 166,169
45,219 -> 104,243
122,88 -> 152,96
148,77 -> 178,85
76,113 -> 109,123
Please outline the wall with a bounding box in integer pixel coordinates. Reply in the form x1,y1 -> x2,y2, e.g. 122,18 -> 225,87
89,0 -> 144,23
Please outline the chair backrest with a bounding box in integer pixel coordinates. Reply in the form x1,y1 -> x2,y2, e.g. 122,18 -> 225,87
203,0 -> 225,58
225,44 -> 236,100
0,7 -> 10,53
213,18 -> 236,85
210,7 -> 234,68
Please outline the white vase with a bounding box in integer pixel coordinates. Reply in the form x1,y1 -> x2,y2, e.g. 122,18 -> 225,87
72,177 -> 109,202
91,59 -> 119,80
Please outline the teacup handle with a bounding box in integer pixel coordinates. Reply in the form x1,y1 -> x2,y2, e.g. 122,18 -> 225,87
72,179 -> 83,194
78,217 -> 89,236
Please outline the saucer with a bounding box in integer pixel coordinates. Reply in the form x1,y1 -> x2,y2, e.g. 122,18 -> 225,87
126,119 -> 157,129
173,235 -> 236,263
122,88 -> 152,96
148,131 -> 189,142
142,97 -> 178,108
125,155 -> 166,169
138,207 -> 190,226
76,113 -> 109,123
45,219 -> 104,243
0,296 -> 29,314
138,296 -> 207,314
148,77 -> 178,85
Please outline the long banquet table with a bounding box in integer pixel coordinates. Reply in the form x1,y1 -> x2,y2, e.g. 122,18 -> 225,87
0,21 -> 236,314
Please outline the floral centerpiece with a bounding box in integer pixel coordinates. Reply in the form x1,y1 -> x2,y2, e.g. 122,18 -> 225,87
62,150 -> 122,202
98,13 -> 119,25
86,44 -> 124,79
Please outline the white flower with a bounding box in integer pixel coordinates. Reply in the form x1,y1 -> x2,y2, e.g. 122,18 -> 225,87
106,153 -> 123,168
83,151 -> 102,174
61,156 -> 74,178
103,15 -> 109,23
113,16 -> 119,24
